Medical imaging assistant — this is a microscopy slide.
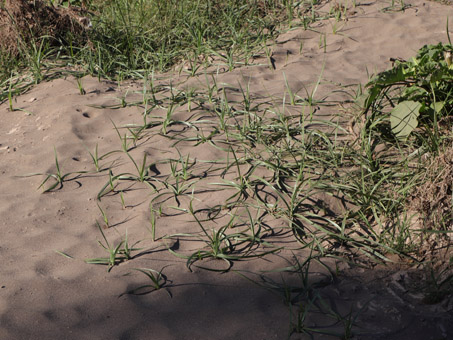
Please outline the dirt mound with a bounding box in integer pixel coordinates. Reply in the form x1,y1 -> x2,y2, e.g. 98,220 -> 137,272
410,146 -> 453,245
0,0 -> 89,55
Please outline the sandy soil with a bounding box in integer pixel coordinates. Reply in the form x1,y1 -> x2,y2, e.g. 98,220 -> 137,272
0,1 -> 452,339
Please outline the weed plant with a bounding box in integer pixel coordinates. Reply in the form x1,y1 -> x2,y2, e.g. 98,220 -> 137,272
362,42 -> 453,146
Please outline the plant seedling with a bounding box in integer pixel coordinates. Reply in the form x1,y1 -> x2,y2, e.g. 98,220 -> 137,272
76,77 -> 86,95
120,267 -> 171,297
85,223 -> 137,272
149,202 -> 157,241
36,147 -> 79,192
97,203 -> 110,228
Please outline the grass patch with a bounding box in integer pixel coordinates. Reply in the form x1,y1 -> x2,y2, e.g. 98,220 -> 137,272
5,1 -> 452,337
0,0 -> 330,102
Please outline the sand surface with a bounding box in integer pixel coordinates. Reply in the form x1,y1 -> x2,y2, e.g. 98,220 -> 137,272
1,1 -> 452,339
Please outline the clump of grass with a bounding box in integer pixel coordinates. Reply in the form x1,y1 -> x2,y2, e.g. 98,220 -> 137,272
168,200 -> 281,272
120,267 -> 171,297
85,222 -> 138,271
22,147 -> 86,192
1,0 -> 327,101
82,0 -> 293,74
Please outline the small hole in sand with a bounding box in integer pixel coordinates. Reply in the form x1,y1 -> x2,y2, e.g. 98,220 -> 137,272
82,112 -> 90,118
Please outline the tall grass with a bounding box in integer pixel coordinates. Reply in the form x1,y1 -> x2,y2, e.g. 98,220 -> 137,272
0,0 -> 309,90
83,0 -> 286,73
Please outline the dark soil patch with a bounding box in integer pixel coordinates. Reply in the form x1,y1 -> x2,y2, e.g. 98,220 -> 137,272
0,0 -> 89,55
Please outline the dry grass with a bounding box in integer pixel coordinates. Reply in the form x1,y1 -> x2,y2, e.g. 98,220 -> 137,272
410,145 -> 453,240
0,0 -> 89,55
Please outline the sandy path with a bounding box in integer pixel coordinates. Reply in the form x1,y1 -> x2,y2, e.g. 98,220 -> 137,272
1,1 -> 452,339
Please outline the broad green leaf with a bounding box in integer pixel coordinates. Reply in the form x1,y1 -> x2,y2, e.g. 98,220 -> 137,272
402,86 -> 428,99
362,86 -> 381,110
390,101 -> 422,139
373,65 -> 406,85
430,101 -> 445,113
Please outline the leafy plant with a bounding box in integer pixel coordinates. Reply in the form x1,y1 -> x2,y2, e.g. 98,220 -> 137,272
120,267 -> 171,297
362,42 -> 453,141
24,147 -> 85,192
86,143 -> 116,172
85,223 -> 138,272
